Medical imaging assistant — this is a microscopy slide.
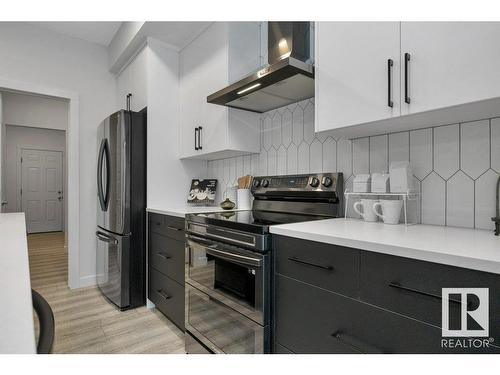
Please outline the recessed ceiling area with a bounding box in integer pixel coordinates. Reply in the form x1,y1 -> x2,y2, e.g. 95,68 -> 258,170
142,22 -> 212,50
29,22 -> 122,46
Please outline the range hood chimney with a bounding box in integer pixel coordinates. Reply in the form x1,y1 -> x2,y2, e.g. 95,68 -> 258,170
207,22 -> 314,113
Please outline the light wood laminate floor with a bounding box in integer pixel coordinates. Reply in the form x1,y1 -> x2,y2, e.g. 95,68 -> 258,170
28,232 -> 185,354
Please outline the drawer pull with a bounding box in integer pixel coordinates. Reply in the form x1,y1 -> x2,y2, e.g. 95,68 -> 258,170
166,225 -> 183,232
388,282 -> 462,305
156,252 -> 171,260
288,257 -> 334,271
331,332 -> 383,354
157,289 -> 172,300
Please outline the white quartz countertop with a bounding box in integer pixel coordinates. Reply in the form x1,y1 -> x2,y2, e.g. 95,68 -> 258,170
147,205 -> 246,218
270,218 -> 500,274
0,213 -> 36,354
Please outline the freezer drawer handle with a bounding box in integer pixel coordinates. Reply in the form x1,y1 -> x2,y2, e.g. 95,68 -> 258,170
331,332 -> 383,354
388,282 -> 463,305
96,231 -> 118,245
157,289 -> 172,301
156,252 -> 171,260
287,256 -> 333,271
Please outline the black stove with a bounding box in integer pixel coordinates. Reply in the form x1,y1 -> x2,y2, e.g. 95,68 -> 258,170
185,173 -> 343,251
184,173 -> 343,354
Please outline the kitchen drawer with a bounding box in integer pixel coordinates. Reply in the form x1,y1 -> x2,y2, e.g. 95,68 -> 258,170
359,252 -> 500,342
148,267 -> 185,331
148,213 -> 185,241
149,232 -> 185,284
274,235 -> 360,298
275,274 -> 499,354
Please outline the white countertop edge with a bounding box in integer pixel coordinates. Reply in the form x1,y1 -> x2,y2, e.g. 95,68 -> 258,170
147,206 -> 248,218
270,223 -> 500,275
0,213 -> 36,354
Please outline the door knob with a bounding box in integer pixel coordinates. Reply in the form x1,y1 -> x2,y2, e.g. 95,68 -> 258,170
58,196 -> 63,201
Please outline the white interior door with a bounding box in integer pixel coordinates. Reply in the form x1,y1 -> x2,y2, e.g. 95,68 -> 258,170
21,149 -> 63,233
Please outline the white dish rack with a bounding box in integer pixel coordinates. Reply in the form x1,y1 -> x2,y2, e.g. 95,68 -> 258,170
344,190 -> 420,226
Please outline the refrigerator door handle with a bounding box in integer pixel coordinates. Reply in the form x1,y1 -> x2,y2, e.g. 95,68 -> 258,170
96,231 -> 118,245
97,138 -> 110,211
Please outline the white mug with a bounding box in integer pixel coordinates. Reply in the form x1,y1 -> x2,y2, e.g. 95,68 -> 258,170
372,200 -> 403,225
237,189 -> 252,210
353,199 -> 379,222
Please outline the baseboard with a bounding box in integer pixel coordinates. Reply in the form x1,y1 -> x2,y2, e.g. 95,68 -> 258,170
78,274 -> 97,288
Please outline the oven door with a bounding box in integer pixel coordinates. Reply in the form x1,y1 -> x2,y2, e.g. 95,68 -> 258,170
185,284 -> 265,354
186,235 -> 268,325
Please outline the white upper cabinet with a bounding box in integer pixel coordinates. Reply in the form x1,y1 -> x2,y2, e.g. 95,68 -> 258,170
400,22 -> 500,115
315,22 -> 401,132
180,22 -> 261,160
316,22 -> 500,137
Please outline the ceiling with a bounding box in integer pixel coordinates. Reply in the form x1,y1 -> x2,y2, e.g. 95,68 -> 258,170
29,22 -> 122,46
142,22 -> 212,50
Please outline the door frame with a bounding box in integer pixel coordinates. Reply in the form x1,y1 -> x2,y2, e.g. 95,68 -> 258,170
17,147 -> 65,232
0,77 -> 80,289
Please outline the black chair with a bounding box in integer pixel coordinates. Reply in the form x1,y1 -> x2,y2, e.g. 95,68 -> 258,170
31,289 -> 55,354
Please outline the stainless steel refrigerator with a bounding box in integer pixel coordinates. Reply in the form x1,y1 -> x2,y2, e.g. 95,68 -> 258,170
96,109 -> 147,310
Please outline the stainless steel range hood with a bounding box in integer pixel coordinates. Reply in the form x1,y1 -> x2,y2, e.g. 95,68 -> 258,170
207,22 -> 314,113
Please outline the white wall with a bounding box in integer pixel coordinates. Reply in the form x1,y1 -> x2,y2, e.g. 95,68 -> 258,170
0,23 -> 116,287
4,125 -> 66,227
2,92 -> 68,130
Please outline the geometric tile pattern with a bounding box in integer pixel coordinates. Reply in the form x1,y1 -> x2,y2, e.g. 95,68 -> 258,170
207,98 -> 500,230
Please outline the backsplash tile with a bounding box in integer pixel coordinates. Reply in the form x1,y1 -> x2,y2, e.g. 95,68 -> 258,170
207,98 -> 500,230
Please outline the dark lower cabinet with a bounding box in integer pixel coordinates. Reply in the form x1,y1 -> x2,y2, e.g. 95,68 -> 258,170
273,234 -> 500,354
149,267 -> 185,330
147,212 -> 186,331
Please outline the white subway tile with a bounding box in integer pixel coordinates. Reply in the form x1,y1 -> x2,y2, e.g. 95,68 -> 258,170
421,172 -> 445,225
281,109 -> 293,147
310,139 -> 323,173
322,137 -> 337,173
268,147 -> 277,176
461,119 -> 490,179
475,169 -> 499,230
389,132 -> 409,164
434,124 -> 459,180
303,101 -> 315,144
298,142 -> 310,173
446,171 -> 474,228
410,128 -> 433,180
277,146 -> 287,175
292,105 -> 304,146
491,118 -> 500,173
337,138 -> 352,178
369,135 -> 388,173
287,143 -> 298,174
353,138 -> 369,175
272,112 -> 282,148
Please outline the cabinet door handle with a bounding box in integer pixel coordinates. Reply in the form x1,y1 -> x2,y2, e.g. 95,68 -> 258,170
156,252 -> 171,260
387,59 -> 393,108
287,256 -> 333,271
331,332 -> 383,354
404,53 -> 411,104
194,127 -> 199,150
388,282 -> 463,305
156,289 -> 172,300
198,126 -> 203,150
166,225 -> 183,232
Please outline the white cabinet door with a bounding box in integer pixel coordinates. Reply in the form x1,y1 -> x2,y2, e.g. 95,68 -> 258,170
401,22 -> 500,115
198,22 -> 229,155
315,22 -> 401,132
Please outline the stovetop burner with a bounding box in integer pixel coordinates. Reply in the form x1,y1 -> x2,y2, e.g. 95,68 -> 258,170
187,209 -> 334,235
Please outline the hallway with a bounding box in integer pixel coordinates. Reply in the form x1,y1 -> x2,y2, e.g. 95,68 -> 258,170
28,232 -> 185,354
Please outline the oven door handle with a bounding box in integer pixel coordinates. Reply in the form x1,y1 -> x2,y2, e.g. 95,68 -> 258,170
205,247 -> 262,268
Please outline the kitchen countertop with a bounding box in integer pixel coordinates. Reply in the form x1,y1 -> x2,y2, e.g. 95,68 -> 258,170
147,205 -> 246,218
0,213 -> 36,354
270,218 -> 500,274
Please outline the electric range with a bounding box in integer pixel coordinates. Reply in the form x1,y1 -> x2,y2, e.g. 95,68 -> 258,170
184,172 -> 343,354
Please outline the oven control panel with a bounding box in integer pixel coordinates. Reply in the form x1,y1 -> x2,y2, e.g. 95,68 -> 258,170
251,173 -> 343,194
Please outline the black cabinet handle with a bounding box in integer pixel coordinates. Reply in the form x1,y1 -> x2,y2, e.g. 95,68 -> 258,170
198,126 -> 203,150
287,257 -> 333,271
166,225 -> 183,232
194,127 -> 199,150
388,282 -> 462,305
404,53 -> 411,104
156,252 -> 171,260
331,332 -> 383,354
387,59 -> 393,108
157,289 -> 172,300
